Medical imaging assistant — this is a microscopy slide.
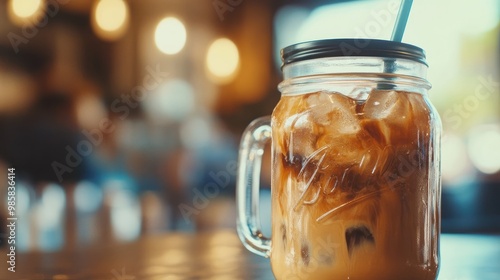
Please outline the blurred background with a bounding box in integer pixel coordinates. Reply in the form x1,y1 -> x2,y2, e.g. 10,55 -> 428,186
0,0 -> 499,253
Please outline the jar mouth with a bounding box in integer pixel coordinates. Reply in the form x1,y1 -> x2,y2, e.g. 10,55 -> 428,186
282,56 -> 428,80
279,55 -> 431,96
281,38 -> 427,68
278,73 -> 432,96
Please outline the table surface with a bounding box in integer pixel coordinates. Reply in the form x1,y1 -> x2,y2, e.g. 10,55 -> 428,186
1,232 -> 499,280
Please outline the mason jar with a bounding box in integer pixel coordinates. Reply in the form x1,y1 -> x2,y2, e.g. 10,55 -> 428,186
236,39 -> 441,280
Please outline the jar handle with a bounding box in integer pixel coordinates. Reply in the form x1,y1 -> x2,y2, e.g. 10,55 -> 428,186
236,116 -> 272,257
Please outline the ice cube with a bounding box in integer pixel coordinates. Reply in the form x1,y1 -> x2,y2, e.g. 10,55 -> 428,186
281,112 -> 318,171
363,90 -> 404,119
326,131 -> 385,172
273,95 -> 313,158
273,94 -> 325,177
316,132 -> 365,168
306,91 -> 360,134
304,92 -> 367,170
362,90 -> 413,146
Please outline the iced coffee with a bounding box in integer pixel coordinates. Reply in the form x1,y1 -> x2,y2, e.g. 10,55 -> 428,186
270,90 -> 439,280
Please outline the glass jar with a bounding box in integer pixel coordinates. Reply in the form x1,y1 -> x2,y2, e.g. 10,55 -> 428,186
237,39 -> 441,280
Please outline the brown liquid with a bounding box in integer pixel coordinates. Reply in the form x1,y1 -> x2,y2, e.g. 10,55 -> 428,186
270,91 -> 439,280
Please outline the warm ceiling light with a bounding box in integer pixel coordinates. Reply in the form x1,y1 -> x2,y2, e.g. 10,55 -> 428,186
7,0 -> 45,26
10,0 -> 42,18
206,38 -> 240,84
154,17 -> 187,55
95,0 -> 127,32
91,0 -> 129,41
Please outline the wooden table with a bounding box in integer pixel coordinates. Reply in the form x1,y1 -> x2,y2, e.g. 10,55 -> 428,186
1,232 -> 499,280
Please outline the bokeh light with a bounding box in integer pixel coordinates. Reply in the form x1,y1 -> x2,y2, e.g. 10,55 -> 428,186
74,181 -> 103,213
91,0 -> 130,41
468,125 -> 500,174
16,182 -> 32,216
75,93 -> 107,129
36,184 -> 66,229
110,190 -> 141,241
180,116 -> 213,150
143,79 -> 195,122
0,68 -> 36,114
41,183 -> 66,211
7,0 -> 45,26
206,38 -> 240,84
154,17 -> 187,55
95,0 -> 128,32
10,0 -> 42,18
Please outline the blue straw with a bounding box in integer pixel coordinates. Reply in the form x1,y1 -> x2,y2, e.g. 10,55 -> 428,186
391,0 -> 413,42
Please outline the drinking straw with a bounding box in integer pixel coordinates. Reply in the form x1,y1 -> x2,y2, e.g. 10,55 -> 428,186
391,0 -> 413,42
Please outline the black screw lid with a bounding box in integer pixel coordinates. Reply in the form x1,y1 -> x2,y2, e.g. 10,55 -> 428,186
281,38 -> 427,67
